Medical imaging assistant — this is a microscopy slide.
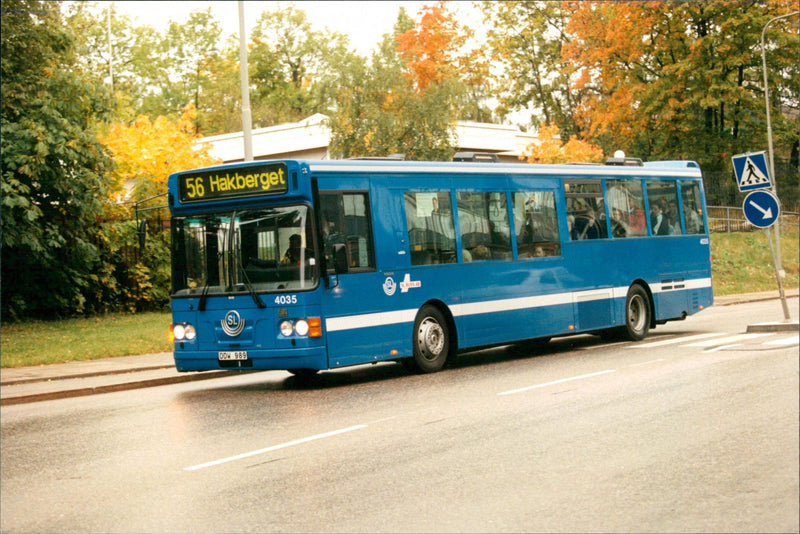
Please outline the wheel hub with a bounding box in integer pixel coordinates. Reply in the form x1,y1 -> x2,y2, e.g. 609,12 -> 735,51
417,318 -> 445,359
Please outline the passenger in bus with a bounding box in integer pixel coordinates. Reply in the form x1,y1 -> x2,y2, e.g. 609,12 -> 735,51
472,245 -> 491,260
571,209 -> 601,240
610,208 -> 630,238
683,201 -> 703,234
282,234 -> 312,265
626,196 -> 646,234
668,201 -> 682,234
650,204 -> 670,235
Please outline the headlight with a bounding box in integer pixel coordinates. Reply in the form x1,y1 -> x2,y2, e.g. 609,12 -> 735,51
280,320 -> 294,337
173,323 -> 186,340
295,319 -> 309,336
184,324 -> 196,340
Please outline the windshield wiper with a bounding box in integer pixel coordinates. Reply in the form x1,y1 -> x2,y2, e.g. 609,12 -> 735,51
237,261 -> 266,309
197,281 -> 211,311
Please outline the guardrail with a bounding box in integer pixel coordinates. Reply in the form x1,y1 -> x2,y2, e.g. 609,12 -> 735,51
707,205 -> 799,233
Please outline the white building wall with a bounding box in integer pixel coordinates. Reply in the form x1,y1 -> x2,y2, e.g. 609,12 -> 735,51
199,114 -> 537,164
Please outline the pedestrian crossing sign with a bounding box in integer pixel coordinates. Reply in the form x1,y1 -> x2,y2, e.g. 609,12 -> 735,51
732,151 -> 771,192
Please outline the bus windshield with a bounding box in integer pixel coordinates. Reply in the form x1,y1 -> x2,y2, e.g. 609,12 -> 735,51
171,204 -> 317,297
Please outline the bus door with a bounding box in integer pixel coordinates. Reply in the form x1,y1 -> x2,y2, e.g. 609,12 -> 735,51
317,189 -> 393,368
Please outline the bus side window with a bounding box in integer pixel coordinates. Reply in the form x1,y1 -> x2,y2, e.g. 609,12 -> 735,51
404,192 -> 456,265
680,181 -> 705,234
319,192 -> 375,272
646,180 -> 682,236
564,180 -> 607,240
606,179 -> 647,238
513,191 -> 560,258
456,192 -> 511,262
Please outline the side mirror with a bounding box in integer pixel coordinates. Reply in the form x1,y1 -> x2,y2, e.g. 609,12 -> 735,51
333,243 -> 349,274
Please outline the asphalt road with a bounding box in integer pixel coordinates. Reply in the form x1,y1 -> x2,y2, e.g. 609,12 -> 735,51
1,298 -> 798,533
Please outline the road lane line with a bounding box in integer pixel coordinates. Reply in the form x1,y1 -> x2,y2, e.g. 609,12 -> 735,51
626,332 -> 725,349
765,335 -> 799,346
184,424 -> 368,471
498,369 -> 616,396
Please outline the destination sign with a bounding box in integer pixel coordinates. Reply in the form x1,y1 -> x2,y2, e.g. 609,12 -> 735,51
177,163 -> 289,203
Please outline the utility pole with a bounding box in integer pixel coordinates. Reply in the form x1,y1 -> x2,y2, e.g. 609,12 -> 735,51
760,9 -> 798,321
239,1 -> 253,162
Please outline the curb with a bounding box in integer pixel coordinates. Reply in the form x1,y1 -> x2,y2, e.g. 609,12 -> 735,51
0,370 -> 257,406
746,321 -> 800,333
0,365 -> 176,386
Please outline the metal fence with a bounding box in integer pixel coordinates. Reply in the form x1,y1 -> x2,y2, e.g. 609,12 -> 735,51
707,205 -> 799,233
702,159 -> 799,213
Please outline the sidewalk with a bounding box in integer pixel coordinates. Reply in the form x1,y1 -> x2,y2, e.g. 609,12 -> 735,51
2,289 -> 797,406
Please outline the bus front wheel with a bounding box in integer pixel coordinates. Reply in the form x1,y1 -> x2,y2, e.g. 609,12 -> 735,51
410,305 -> 450,373
623,284 -> 651,341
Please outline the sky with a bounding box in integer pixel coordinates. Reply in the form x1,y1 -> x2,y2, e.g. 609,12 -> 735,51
110,1 -> 448,56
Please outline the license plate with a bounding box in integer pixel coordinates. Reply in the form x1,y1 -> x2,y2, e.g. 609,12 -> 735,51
218,351 -> 248,361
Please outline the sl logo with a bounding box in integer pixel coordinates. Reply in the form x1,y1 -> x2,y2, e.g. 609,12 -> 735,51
221,310 -> 245,337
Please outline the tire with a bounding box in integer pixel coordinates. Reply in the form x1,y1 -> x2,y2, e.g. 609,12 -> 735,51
410,305 -> 450,373
623,284 -> 651,341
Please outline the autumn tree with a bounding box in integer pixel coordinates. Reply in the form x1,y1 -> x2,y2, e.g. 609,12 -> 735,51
561,1 -> 799,172
329,3 -> 491,160
521,122 -> 604,164
99,104 -> 221,201
396,1 -> 494,121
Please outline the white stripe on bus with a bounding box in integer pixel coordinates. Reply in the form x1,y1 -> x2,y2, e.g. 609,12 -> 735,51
324,278 -> 712,333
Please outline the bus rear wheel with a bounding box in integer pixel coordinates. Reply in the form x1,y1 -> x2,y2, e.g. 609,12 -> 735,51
623,284 -> 650,341
410,305 -> 450,373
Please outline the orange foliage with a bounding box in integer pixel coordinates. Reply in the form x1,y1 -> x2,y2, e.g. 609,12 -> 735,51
395,1 -> 472,92
561,1 -> 664,147
100,104 -> 221,201
521,122 -> 604,164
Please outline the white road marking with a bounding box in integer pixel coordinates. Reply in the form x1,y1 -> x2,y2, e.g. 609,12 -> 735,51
765,335 -> 799,346
498,369 -> 616,396
685,333 -> 771,347
627,332 -> 725,349
184,424 -> 368,471
705,344 -> 742,353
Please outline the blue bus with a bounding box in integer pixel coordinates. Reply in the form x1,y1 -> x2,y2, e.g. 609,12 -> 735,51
167,157 -> 712,375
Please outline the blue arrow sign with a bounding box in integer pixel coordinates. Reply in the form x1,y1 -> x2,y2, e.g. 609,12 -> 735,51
732,152 -> 771,192
743,190 -> 780,228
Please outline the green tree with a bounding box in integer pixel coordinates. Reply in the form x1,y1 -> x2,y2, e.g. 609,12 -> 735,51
143,8 -> 225,133
249,4 -> 357,126
64,2 -> 164,123
1,0 -> 115,319
481,1 -> 580,135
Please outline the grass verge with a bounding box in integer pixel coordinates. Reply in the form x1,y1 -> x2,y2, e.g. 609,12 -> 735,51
711,225 -> 799,295
1,227 -> 797,368
1,312 -> 172,368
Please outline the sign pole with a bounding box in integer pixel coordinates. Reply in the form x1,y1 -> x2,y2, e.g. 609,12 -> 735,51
764,227 -> 791,320
760,10 -> 797,320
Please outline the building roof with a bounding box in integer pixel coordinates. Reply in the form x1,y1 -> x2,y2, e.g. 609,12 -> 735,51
198,114 -> 538,164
